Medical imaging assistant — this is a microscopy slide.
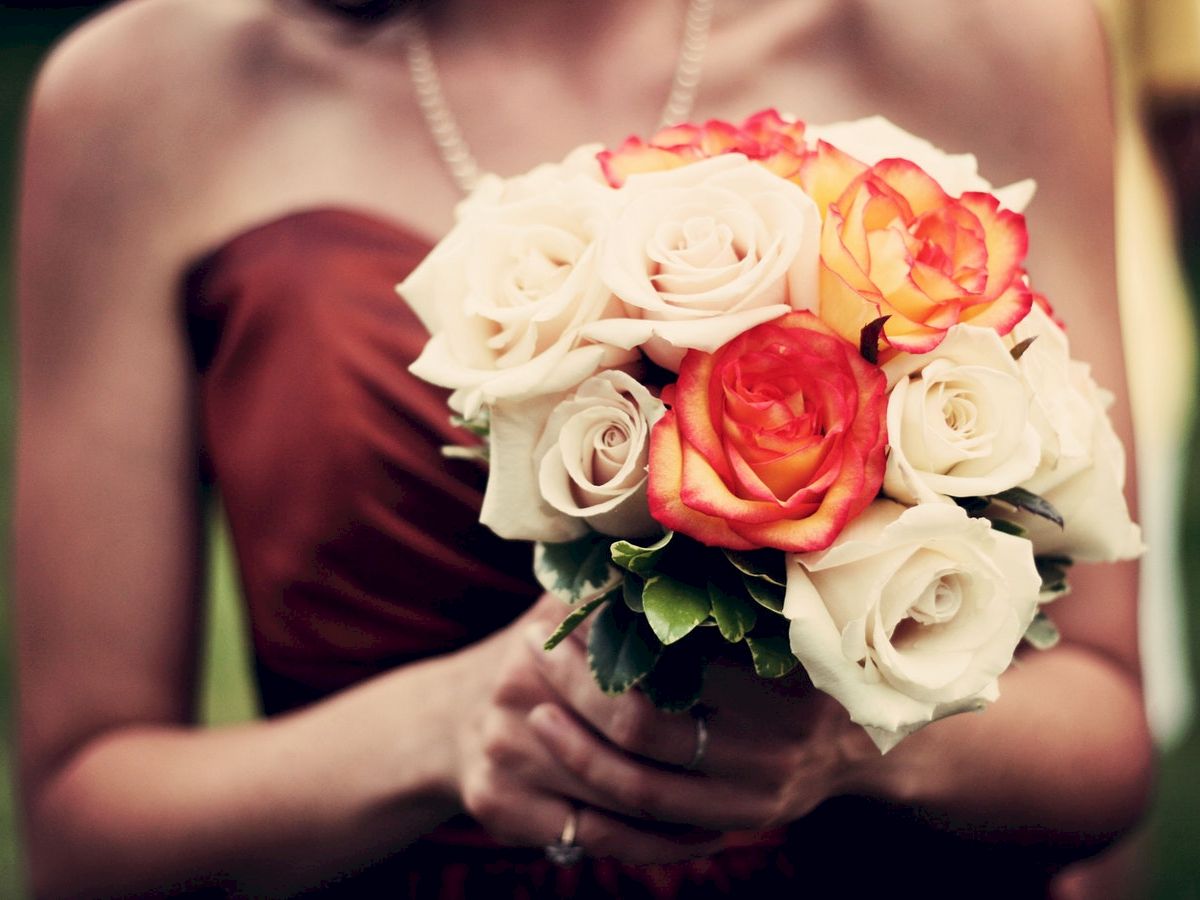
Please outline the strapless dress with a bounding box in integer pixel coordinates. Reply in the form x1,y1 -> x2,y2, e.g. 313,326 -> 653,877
183,207 -> 1059,898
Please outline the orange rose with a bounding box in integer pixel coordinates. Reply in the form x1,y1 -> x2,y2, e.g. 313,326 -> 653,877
598,109 -> 809,187
802,148 -> 1033,355
647,311 -> 888,551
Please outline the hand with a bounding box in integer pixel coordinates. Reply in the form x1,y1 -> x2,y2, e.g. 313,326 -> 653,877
523,631 -> 883,833
450,594 -> 726,863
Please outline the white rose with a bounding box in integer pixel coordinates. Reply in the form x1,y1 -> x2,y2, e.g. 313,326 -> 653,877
784,500 -> 1041,752
808,115 -> 1036,213
581,153 -> 821,371
1007,307 -> 1143,561
459,143 -> 608,213
398,165 -> 634,416
481,371 -> 665,542
881,325 -> 1042,505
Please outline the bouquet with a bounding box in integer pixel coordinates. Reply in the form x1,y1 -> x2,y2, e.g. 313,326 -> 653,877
398,110 -> 1142,752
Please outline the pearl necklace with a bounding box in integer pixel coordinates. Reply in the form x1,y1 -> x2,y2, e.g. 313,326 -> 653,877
402,0 -> 717,194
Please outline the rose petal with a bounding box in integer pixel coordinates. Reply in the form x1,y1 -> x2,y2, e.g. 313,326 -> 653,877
647,410 -> 758,548
482,393 -> 585,542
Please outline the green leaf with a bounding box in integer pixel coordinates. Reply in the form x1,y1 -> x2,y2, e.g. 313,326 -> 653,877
1010,336 -> 1037,361
450,410 -> 490,438
745,633 -> 800,678
543,592 -> 613,651
708,581 -> 757,643
859,315 -> 891,365
587,601 -> 662,694
642,575 -> 711,645
610,530 -> 674,575
1023,610 -> 1061,650
990,488 -> 1064,529
534,532 -> 621,604
742,574 -> 786,613
953,495 -> 991,518
1035,555 -> 1073,598
639,640 -> 712,712
722,548 -> 786,586
989,518 -> 1027,538
622,575 -> 645,612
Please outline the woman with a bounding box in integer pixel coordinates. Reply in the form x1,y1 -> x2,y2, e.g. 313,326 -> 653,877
13,0 -> 1152,896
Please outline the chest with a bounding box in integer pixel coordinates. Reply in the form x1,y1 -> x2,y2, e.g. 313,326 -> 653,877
189,4 -> 1057,266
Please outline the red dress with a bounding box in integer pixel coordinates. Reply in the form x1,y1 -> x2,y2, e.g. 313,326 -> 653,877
184,208 -> 1059,898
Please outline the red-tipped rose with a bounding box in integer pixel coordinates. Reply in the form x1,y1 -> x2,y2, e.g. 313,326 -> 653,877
598,109 -> 810,187
803,152 -> 1034,356
648,311 -> 888,551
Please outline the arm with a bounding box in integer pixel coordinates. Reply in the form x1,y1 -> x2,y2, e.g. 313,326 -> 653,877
10,24 -> 465,884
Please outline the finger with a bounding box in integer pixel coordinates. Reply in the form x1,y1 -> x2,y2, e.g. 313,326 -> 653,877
528,703 -> 783,832
571,805 -> 725,866
524,625 -> 824,784
524,624 -> 701,768
479,704 -> 716,823
524,593 -> 580,628
491,597 -> 604,710
463,773 -> 723,865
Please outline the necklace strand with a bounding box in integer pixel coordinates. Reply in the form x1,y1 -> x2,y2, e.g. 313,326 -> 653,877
402,0 -> 717,194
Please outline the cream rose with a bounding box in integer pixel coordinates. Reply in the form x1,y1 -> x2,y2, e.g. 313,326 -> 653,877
784,500 -> 1041,752
460,143 -> 609,212
881,325 -> 1042,505
581,153 -> 821,371
1006,307 -> 1143,561
481,371 -> 665,542
399,166 -> 634,416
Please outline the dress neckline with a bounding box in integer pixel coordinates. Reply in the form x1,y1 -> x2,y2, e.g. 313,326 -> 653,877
191,205 -> 440,275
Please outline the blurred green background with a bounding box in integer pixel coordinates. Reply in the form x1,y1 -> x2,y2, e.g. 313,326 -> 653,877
1,4 -> 1198,898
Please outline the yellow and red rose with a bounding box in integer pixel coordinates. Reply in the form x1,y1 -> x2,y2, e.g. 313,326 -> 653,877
598,108 -> 810,187
648,311 -> 888,552
803,152 -> 1033,356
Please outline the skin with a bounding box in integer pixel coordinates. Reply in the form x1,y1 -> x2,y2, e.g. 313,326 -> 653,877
14,0 -> 1152,895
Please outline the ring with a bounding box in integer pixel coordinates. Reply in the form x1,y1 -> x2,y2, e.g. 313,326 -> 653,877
544,806 -> 584,866
686,709 -> 710,770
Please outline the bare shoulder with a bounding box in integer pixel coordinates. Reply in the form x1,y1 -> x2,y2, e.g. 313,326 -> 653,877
855,0 -> 1107,86
958,0 -> 1111,117
851,0 -> 1111,175
22,0 -> 342,260
30,0 -> 261,155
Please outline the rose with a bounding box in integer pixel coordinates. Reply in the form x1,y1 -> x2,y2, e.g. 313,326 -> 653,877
581,153 -> 822,371
481,371 -> 665,542
597,118 -> 762,187
1004,306 -> 1143,561
536,372 -> 665,538
809,156 -> 1034,356
647,311 -> 887,552
797,118 -> 1036,356
399,163 -> 634,416
879,324 -> 1042,505
598,109 -> 810,186
784,500 -> 1041,752
461,142 -> 609,210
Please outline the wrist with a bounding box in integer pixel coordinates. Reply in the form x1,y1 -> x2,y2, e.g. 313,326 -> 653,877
828,716 -> 928,807
396,646 -> 483,811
